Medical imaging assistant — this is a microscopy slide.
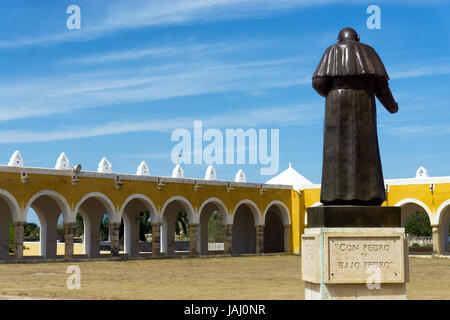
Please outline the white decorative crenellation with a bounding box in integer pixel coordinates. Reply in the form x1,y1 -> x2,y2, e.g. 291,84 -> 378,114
235,169 -> 246,183
172,163 -> 184,178
136,161 -> 150,176
8,150 -> 24,167
55,152 -> 70,170
205,165 -> 217,180
416,166 -> 429,178
98,157 -> 112,173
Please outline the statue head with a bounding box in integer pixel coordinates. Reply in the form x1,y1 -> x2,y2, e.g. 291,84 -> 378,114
337,27 -> 360,43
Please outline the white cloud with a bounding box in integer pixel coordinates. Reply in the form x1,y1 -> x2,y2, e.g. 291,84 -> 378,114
383,124 -> 450,139
0,57 -> 311,122
56,42 -> 243,65
0,104 -> 320,144
0,0 -> 344,48
390,60 -> 450,80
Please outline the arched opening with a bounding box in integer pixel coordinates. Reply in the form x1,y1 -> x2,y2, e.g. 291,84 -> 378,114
161,198 -> 194,255
198,200 -> 227,255
121,196 -> 156,257
74,212 -> 84,255
232,203 -> 257,254
397,200 -> 431,227
76,194 -> 115,258
24,209 -> 40,257
0,193 -> 16,260
438,205 -> 450,254
404,212 -> 432,251
263,206 -> 285,253
24,193 -> 70,259
396,200 -> 432,254
99,213 -> 111,255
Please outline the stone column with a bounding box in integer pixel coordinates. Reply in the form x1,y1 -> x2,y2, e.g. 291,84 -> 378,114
284,225 -> 291,253
255,225 -> 264,255
109,222 -> 121,256
189,224 -> 199,255
151,223 -> 161,257
13,221 -> 25,260
223,224 -> 233,254
64,222 -> 75,258
432,225 -> 441,257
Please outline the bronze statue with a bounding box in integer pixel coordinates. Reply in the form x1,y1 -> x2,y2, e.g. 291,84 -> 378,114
312,27 -> 398,206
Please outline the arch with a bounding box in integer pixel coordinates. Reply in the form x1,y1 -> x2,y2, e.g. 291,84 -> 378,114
198,197 -> 229,255
436,200 -> 450,226
160,195 -> 196,255
231,199 -> 261,254
263,202 -> 290,253
263,200 -> 291,226
119,194 -> 158,257
74,192 -> 116,258
0,190 -> 21,259
23,190 -> 72,258
24,190 -> 72,223
232,199 -> 262,226
74,192 -> 116,220
0,189 -> 21,222
394,198 -> 433,227
160,195 -> 195,223
435,200 -> 450,253
119,194 -> 158,223
198,197 -> 229,224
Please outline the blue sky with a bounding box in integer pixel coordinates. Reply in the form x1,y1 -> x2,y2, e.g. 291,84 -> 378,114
1,0 -> 449,194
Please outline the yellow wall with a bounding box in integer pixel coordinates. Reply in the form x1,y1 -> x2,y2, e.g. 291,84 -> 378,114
301,182 -> 450,227
3,168 -> 450,256
23,242 -> 85,256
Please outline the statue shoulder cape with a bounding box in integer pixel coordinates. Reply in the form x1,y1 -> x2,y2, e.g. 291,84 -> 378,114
312,42 -> 389,80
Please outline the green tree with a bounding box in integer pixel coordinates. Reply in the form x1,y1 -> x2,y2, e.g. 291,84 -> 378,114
100,214 -> 109,241
139,211 -> 152,241
24,223 -> 40,240
208,211 -> 224,242
57,223 -> 65,242
74,212 -> 84,237
405,211 -> 431,237
175,211 -> 189,239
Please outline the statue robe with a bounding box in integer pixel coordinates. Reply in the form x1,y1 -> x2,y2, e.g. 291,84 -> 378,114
312,41 -> 398,206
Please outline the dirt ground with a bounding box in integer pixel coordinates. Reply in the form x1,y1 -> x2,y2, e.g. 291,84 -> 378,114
0,255 -> 448,300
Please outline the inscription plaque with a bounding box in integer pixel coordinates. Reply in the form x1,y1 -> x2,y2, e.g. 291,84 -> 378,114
324,233 -> 405,284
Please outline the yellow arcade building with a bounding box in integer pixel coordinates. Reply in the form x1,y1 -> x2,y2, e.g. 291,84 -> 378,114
0,151 -> 449,261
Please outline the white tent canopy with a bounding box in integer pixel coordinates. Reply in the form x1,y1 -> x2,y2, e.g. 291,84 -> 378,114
265,162 -> 313,190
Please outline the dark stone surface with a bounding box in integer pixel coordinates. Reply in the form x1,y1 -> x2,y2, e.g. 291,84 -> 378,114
307,205 -> 401,228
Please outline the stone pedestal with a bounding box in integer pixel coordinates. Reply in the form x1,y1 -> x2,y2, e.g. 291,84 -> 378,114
189,224 -> 199,256
64,223 -> 75,258
302,206 -> 409,300
151,223 -> 161,257
13,222 -> 25,260
224,224 -> 233,254
256,225 -> 264,255
109,222 -> 121,256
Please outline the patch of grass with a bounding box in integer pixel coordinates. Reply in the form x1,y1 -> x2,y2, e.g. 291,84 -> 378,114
0,255 -> 448,300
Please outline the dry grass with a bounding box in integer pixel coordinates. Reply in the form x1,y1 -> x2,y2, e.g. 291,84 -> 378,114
0,255 -> 448,300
